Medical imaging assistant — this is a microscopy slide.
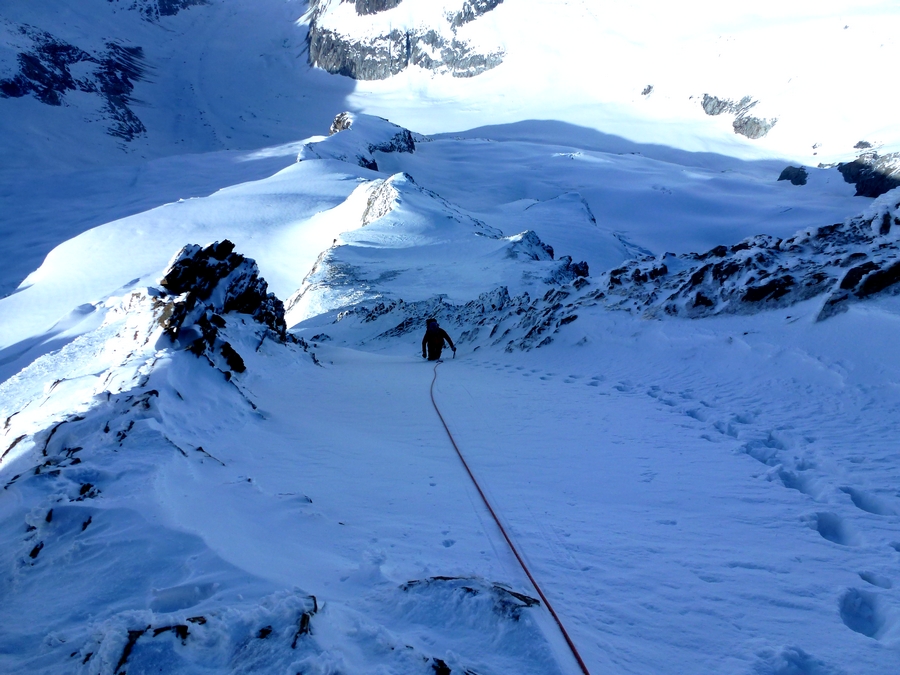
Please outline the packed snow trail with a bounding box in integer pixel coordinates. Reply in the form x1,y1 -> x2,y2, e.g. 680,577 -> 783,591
430,360 -> 594,675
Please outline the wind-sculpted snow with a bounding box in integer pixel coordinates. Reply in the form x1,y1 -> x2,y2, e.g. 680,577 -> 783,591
599,188 -> 900,321
299,111 -> 416,171
306,0 -> 505,79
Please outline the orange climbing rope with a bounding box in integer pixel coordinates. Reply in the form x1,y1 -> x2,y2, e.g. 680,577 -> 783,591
429,361 -> 592,675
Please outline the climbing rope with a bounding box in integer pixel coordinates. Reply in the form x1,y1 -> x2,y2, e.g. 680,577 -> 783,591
429,362 -> 593,675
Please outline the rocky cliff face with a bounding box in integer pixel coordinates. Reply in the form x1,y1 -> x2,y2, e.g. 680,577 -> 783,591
0,24 -> 147,139
306,0 -> 505,80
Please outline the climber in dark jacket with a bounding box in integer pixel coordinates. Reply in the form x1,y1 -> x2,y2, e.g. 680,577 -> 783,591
422,318 -> 456,361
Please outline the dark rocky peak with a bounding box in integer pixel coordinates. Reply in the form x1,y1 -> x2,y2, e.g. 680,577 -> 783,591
301,112 -> 415,171
0,24 -> 146,140
599,187 -> 900,320
836,151 -> 900,198
158,240 -> 288,372
501,230 -> 589,283
701,93 -> 776,140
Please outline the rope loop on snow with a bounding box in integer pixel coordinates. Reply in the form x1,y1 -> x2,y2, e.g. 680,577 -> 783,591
429,362 -> 592,675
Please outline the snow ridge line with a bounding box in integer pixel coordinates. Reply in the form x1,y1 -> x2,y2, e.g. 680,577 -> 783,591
428,362 -> 592,675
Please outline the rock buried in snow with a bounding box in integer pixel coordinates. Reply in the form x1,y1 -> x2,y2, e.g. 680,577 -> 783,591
400,576 -> 540,621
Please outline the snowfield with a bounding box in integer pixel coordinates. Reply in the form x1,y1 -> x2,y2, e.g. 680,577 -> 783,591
2,1 -> 900,674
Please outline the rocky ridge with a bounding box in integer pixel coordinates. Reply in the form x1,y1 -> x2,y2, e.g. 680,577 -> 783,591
305,0 -> 505,80
1,239 -> 300,471
307,188 -> 900,355
600,187 -> 900,321
158,239 -> 291,375
109,0 -> 208,22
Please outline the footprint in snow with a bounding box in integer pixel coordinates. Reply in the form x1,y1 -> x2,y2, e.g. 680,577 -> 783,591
442,539 -> 455,548
859,571 -> 892,589
840,486 -> 897,516
839,588 -> 886,638
808,512 -> 860,546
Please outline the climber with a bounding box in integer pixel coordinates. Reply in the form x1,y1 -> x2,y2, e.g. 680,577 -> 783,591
422,318 -> 456,361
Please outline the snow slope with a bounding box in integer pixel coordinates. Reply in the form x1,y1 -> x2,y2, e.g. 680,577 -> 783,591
2,112 -> 900,674
2,1 -> 900,673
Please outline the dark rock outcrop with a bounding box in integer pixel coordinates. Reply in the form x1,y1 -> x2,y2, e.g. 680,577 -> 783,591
837,151 -> 900,198
158,240 -> 288,371
778,166 -> 808,186
0,25 -> 146,140
306,0 -> 505,79
701,93 -> 776,140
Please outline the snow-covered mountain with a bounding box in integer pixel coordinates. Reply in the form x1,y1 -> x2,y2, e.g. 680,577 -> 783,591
3,2 -> 900,674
